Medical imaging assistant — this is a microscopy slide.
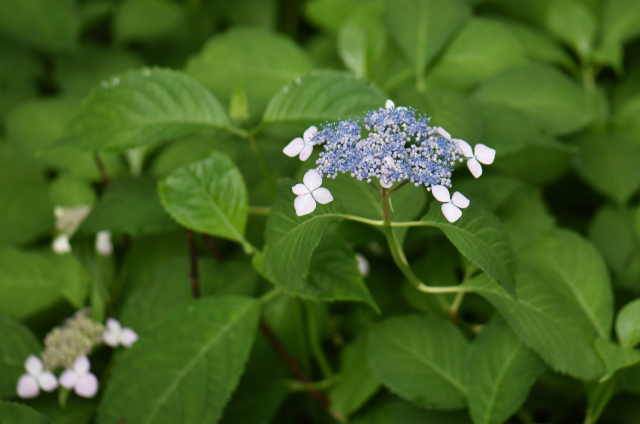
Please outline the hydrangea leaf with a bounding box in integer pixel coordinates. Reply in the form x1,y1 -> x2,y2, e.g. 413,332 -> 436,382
262,70 -> 387,124
96,296 -> 260,424
351,399 -> 472,424
466,319 -> 547,424
503,20 -> 576,69
337,4 -> 387,79
158,153 -> 249,247
544,0 -> 596,60
588,206 -> 639,276
367,314 -> 468,409
114,0 -> 182,43
421,201 -> 517,296
59,68 -> 230,152
593,0 -> 640,69
616,299 -> 640,350
0,401 -> 50,424
0,316 -> 42,399
595,338 -> 640,382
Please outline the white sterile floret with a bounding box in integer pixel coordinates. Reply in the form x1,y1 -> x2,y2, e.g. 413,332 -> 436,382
431,185 -> 470,223
283,126 -> 318,161
385,99 -> 395,109
16,355 -> 58,398
103,318 -> 138,348
455,139 -> 495,178
292,169 -> 333,216
59,355 -> 98,398
95,231 -> 113,256
52,233 -> 71,254
355,253 -> 370,277
435,127 -> 452,141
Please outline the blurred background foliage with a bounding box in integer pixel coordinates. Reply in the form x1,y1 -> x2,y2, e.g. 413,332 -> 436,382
2,0 -> 640,423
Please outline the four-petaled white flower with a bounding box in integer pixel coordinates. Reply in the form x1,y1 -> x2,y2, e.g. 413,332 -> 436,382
103,318 -> 139,348
52,233 -> 71,254
283,126 -> 318,161
431,185 -> 470,223
95,231 -> 113,256
292,169 -> 333,216
16,355 -> 58,398
455,139 -> 495,178
59,355 -> 99,398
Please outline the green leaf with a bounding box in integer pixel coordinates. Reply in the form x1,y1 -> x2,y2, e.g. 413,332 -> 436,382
329,334 -> 380,419
473,63 -> 594,135
588,206 -> 639,276
303,0 -> 362,34
385,0 -> 471,84
114,0 -> 182,43
368,314 -> 468,409
572,129 -> 640,204
427,18 -> 527,90
595,0 -> 640,69
0,248 -> 90,319
352,399 -> 472,424
158,153 -> 249,246
186,27 -> 313,117
503,20 -> 576,69
0,39 -> 40,120
496,188 -> 555,250
82,176 -> 177,235
0,0 -> 78,53
421,201 -> 517,296
97,296 -> 260,424
0,315 -> 42,399
0,401 -> 50,424
337,3 -> 387,79
49,175 -> 96,208
595,339 -> 640,382
453,176 -> 522,211
616,299 -> 640,349
262,70 -> 387,124
544,0 -> 596,59
28,396 -> 97,424
60,68 -> 230,152
466,319 -> 547,424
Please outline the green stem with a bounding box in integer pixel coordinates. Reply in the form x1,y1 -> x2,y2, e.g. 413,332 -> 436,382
282,377 -> 337,392
247,133 -> 277,200
305,302 -> 334,379
259,288 -> 281,304
248,206 -> 271,215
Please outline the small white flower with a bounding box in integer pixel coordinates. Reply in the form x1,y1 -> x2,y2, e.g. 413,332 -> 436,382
103,318 -> 138,348
283,126 -> 318,161
355,254 -> 369,277
292,169 -> 333,216
95,231 -> 113,256
455,139 -> 495,178
52,233 -> 71,254
435,127 -> 452,141
59,355 -> 98,398
385,99 -> 395,109
380,156 -> 394,188
431,186 -> 470,223
16,355 -> 58,398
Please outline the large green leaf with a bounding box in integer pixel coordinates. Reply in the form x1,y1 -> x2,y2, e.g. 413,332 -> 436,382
337,3 -> 386,79
420,201 -> 517,296
368,314 -> 468,409
616,299 -> 640,349
262,71 -> 387,124
496,188 -> 555,250
114,0 -> 182,43
385,0 -> 471,84
352,399 -> 472,424
81,176 -> 177,235
0,315 -> 42,399
466,319 -> 546,424
186,27 -> 313,117
59,68 -> 229,151
588,206 -> 640,276
0,0 -> 77,53
158,153 -> 249,246
473,63 -> 594,135
97,296 -> 260,424
428,18 -> 527,90
303,0 -> 362,34
503,20 -> 575,69
594,0 -> 640,69
544,0 -> 596,60
0,401 -> 50,424
595,338 -> 640,382
329,334 -> 380,420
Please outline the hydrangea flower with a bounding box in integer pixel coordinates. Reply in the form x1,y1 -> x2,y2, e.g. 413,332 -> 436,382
59,355 -> 99,398
283,126 -> 318,161
292,169 -> 333,216
431,185 -> 470,223
95,231 -> 113,256
52,205 -> 91,255
455,139 -> 495,178
103,318 -> 138,348
16,355 -> 58,398
52,233 -> 71,254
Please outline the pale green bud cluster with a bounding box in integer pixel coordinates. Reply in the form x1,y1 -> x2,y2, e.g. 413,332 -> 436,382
41,312 -> 104,370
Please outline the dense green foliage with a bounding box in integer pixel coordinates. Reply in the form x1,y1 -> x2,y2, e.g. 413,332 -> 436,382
2,0 -> 640,423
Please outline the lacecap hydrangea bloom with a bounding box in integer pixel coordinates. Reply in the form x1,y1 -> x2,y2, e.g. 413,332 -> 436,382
283,100 -> 495,222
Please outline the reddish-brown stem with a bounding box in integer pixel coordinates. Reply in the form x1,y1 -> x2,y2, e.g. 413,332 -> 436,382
202,234 -> 223,261
185,229 -> 200,298
94,153 -> 110,186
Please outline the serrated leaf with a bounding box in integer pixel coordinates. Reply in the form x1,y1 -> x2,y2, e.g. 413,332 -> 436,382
352,399 -> 472,424
81,176 -> 177,235
466,319 -> 547,424
0,315 -> 42,399
158,153 -> 249,246
0,401 -> 50,424
263,70 -> 387,124
97,296 -> 260,424
473,63 -> 594,135
595,339 -> 640,382
60,68 -> 230,151
337,3 -> 386,78
368,314 -> 468,409
420,201 -> 517,296
385,0 -> 471,84
616,299 -> 640,349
